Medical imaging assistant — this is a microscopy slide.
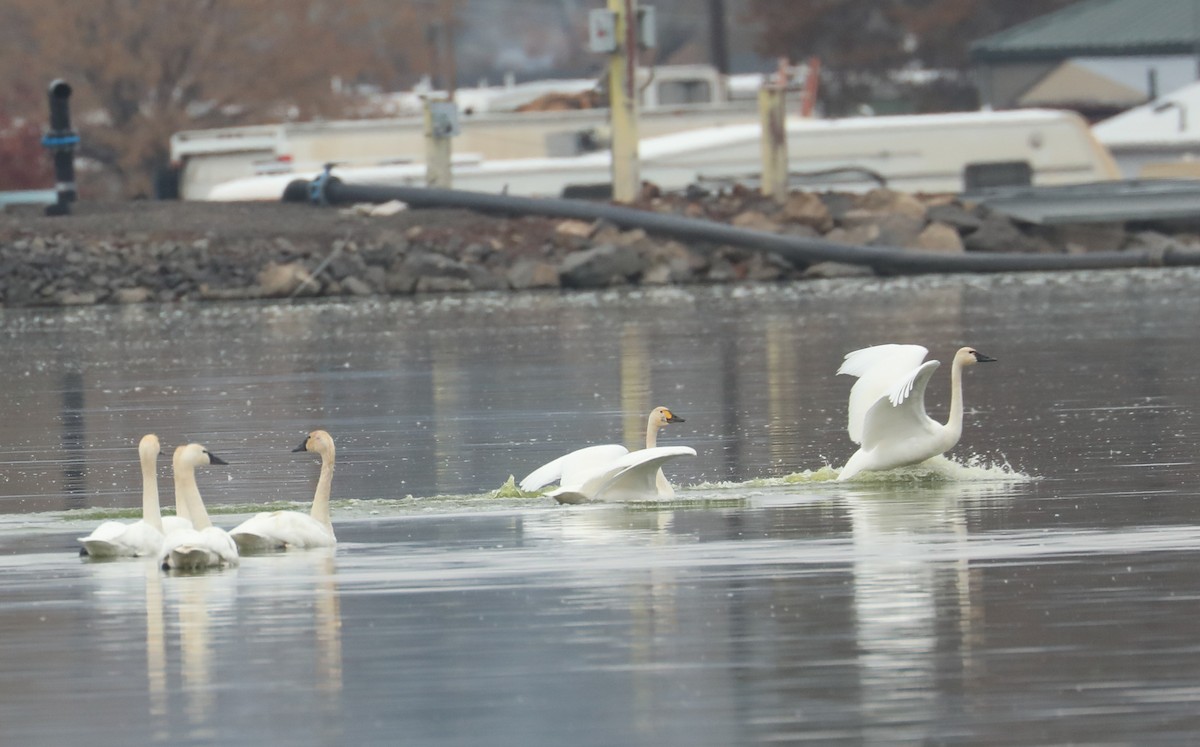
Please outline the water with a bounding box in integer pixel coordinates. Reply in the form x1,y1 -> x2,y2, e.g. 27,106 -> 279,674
2,270 -> 1200,745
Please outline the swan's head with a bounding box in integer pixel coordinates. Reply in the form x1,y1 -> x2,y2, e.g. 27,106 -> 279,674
293,429 -> 336,457
138,434 -> 161,461
173,443 -> 228,470
955,347 -> 997,367
649,406 -> 685,429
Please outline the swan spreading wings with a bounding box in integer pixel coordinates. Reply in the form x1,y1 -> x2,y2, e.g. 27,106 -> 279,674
231,430 -> 337,553
519,406 -> 696,504
836,344 -> 995,482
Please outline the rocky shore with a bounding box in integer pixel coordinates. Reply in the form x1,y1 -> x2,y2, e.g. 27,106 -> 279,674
0,186 -> 1195,307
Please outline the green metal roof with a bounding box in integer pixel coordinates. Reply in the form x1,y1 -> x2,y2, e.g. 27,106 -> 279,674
970,0 -> 1200,62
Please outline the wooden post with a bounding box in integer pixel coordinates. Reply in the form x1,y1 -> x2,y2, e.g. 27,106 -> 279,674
424,98 -> 453,189
608,0 -> 640,203
759,86 -> 788,202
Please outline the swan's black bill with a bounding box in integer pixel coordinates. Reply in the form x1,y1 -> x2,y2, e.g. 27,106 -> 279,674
668,414 -> 685,423
974,352 -> 997,363
292,437 -> 308,452
207,451 -> 229,465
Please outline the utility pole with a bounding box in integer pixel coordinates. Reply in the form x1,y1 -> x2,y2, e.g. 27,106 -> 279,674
759,59 -> 790,202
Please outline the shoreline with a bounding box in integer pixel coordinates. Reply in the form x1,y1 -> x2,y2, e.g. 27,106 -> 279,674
0,188 -> 1196,308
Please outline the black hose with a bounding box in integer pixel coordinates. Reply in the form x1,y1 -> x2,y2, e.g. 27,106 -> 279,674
284,177 -> 1200,274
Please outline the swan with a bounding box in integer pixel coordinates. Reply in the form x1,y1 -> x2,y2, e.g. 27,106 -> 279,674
78,434 -> 167,558
230,430 -> 337,553
159,444 -> 239,570
519,406 -> 697,504
836,344 -> 996,482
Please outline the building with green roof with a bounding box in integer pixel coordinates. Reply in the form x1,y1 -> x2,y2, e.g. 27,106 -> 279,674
970,0 -> 1200,118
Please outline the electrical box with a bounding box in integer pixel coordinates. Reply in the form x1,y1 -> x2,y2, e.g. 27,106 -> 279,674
428,100 -> 460,138
637,6 -> 657,49
589,9 -> 617,53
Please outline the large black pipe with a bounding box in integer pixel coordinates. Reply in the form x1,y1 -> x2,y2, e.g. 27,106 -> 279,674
284,177 -> 1200,274
42,79 -> 79,215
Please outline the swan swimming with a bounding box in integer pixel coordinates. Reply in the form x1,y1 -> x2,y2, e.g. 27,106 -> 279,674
836,344 -> 995,482
230,430 -> 337,553
519,406 -> 697,503
78,434 -> 168,558
159,444 -> 239,570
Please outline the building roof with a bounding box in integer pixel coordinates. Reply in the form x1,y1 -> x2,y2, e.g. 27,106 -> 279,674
971,0 -> 1200,63
1092,79 -> 1200,146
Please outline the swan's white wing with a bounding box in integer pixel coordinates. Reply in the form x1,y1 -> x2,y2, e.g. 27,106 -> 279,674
79,519 -> 164,558
161,516 -> 193,535
553,446 -> 697,503
839,344 -> 929,444
232,510 -> 335,553
519,444 -> 630,492
161,526 -> 239,569
860,360 -> 941,451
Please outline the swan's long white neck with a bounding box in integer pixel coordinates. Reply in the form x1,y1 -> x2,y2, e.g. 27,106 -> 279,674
141,452 -> 163,532
645,415 -> 660,450
944,355 -> 966,444
174,465 -> 212,530
310,449 -> 335,529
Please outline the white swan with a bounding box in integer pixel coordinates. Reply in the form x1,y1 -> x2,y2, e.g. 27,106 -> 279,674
159,444 -> 239,570
78,434 -> 167,558
836,344 -> 995,482
230,430 -> 337,553
519,406 -> 697,504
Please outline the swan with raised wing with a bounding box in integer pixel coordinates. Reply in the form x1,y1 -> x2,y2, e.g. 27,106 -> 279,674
836,344 -> 995,482
231,430 -> 337,553
78,434 -> 167,558
160,444 -> 239,570
519,406 -> 696,503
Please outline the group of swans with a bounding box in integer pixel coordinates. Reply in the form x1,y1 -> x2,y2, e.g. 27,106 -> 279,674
79,342 -> 991,556
78,429 -> 338,569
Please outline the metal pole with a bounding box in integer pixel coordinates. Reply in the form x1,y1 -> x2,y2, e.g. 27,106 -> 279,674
43,79 -> 79,215
608,0 -> 640,203
424,98 -> 453,188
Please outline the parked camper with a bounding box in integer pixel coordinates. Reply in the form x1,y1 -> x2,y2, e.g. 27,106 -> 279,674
205,108 -> 1119,201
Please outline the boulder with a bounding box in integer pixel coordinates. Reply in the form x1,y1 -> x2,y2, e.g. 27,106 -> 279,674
258,261 -> 317,297
912,222 -> 965,253
559,244 -> 646,288
860,188 -> 928,221
927,202 -> 983,234
802,261 -> 875,279
507,260 -> 561,290
779,192 -> 834,232
731,210 -> 782,233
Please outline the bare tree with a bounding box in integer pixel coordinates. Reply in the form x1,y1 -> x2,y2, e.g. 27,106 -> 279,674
0,0 -> 429,196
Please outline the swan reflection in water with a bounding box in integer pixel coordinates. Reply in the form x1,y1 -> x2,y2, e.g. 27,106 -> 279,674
84,547 -> 343,740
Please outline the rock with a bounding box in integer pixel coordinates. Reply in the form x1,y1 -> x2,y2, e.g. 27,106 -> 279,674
779,192 -> 834,232
369,200 -> 407,217
913,222 -> 965,253
838,208 -> 881,230
507,260 -> 560,290
341,275 -> 375,296
802,261 -> 876,279
258,261 -> 317,297
825,224 -> 881,247
927,202 -> 982,234
555,219 -> 595,240
1125,230 -> 1187,256
742,252 -> 794,281
731,211 -> 782,233
860,188 -> 927,221
641,263 -> 674,285
466,265 -> 507,291
559,244 -> 645,288
57,291 -> 99,305
113,287 -> 154,304
415,275 -> 473,293
963,213 -> 1056,254
873,213 -> 927,248
1034,222 -> 1127,254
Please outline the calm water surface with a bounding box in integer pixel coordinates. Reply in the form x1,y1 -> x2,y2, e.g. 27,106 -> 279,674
2,270 -> 1200,745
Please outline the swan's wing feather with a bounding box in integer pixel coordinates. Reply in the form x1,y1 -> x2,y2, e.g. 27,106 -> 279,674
79,520 -> 164,558
519,444 -> 629,491
840,344 -> 929,444
888,360 -> 940,407
861,362 -> 942,451
558,446 -> 697,502
232,510 -> 334,552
